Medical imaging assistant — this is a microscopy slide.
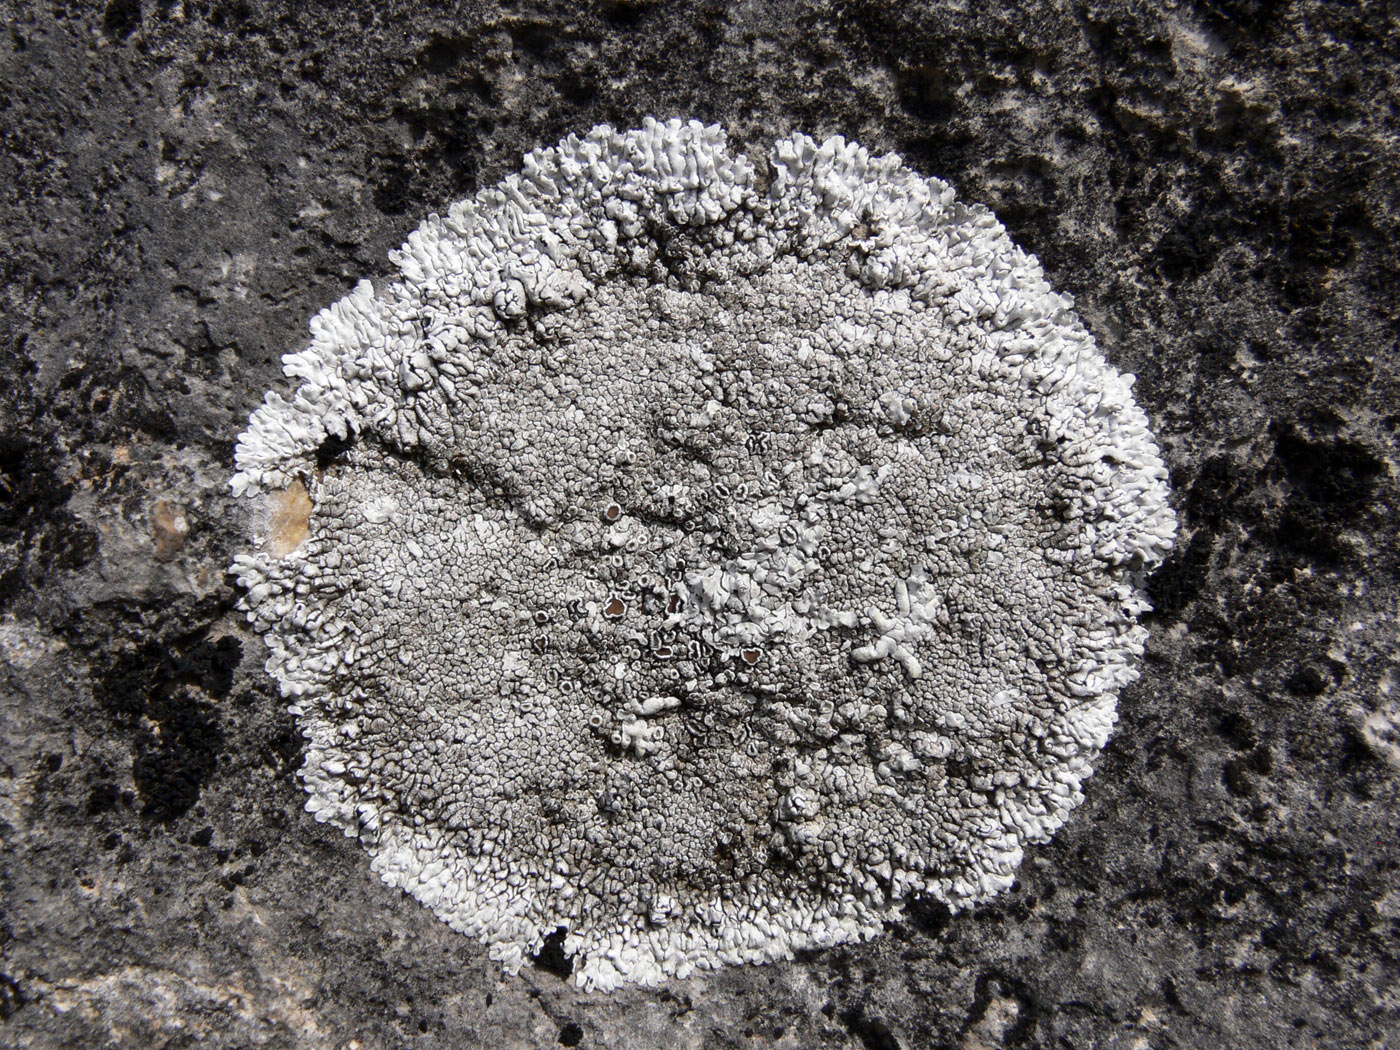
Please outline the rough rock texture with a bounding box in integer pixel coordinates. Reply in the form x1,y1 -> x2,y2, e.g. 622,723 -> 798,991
0,1 -> 1395,1047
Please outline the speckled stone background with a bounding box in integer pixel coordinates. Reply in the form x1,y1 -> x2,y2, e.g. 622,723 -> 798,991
1,2 -> 1396,1048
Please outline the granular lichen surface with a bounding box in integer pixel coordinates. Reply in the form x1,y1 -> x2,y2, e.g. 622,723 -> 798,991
230,119 -> 1177,991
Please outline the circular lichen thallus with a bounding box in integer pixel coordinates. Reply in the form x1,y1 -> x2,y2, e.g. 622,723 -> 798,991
229,119 -> 1177,990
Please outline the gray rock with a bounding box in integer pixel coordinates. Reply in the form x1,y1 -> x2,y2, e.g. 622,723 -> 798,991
1,2 -> 1395,1048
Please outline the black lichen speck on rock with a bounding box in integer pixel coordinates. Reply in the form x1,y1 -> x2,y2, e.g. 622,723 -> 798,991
93,632 -> 241,822
839,1005 -> 902,1050
102,0 -> 142,40
372,160 -> 414,216
1269,419 -> 1383,565
532,927 -> 574,981
0,432 -> 98,607
0,973 -> 25,1021
132,685 -> 223,823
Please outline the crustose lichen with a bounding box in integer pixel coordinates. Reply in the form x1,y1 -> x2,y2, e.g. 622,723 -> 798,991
231,119 -> 1177,990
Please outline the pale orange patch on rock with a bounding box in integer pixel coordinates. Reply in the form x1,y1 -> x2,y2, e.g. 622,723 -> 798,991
268,481 -> 312,556
151,500 -> 189,561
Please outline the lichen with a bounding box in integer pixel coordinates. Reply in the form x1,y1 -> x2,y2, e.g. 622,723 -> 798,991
230,119 -> 1177,991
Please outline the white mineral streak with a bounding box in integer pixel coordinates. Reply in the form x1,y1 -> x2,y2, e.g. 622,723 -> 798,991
230,119 -> 1177,991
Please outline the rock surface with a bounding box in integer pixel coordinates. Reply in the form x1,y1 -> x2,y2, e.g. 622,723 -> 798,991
1,2 -> 1396,1048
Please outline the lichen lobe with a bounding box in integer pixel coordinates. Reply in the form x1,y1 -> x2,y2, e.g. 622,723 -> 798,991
230,119 -> 1177,991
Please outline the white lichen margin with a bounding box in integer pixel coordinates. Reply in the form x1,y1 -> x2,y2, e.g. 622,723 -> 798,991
230,119 -> 1177,991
